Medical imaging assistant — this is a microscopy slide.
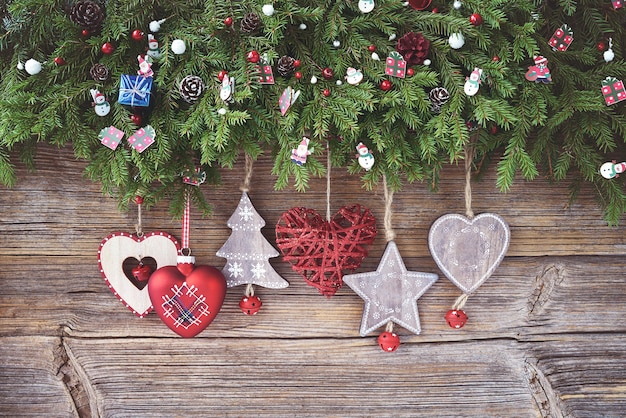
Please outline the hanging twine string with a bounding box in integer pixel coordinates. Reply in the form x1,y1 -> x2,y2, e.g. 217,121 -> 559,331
181,191 -> 191,251
134,199 -> 143,236
382,174 -> 396,242
464,143 -> 475,219
326,143 -> 332,222
240,153 -> 254,193
452,293 -> 469,311
385,321 -> 395,333
245,283 -> 255,298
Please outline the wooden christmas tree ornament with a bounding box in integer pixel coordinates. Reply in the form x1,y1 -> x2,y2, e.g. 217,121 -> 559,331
98,197 -> 179,317
428,144 -> 510,328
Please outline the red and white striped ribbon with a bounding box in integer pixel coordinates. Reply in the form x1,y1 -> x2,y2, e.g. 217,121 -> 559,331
181,192 -> 191,251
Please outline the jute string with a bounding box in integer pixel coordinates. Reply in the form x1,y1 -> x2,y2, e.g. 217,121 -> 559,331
135,200 -> 143,236
240,153 -> 254,193
382,174 -> 396,242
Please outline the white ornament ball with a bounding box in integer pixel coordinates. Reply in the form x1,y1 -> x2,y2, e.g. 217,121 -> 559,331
448,33 -> 465,49
604,49 -> 615,63
310,75 -> 318,84
371,52 -> 380,61
336,80 -> 342,85
171,39 -> 186,55
16,62 -> 24,70
299,23 -> 307,30
218,108 -> 227,115
453,0 -> 462,9
24,58 -> 42,75
423,59 -> 431,66
149,19 -> 166,32
333,40 -> 340,48
262,4 -> 275,16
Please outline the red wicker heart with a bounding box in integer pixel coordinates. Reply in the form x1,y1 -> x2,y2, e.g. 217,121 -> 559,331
275,205 -> 377,297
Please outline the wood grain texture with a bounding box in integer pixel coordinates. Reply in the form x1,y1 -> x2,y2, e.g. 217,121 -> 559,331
1,145 -> 626,417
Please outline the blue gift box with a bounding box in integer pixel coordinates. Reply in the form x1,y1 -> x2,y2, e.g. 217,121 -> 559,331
118,75 -> 153,107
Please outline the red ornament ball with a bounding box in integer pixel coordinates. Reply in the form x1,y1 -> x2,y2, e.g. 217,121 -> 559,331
597,41 -> 607,52
445,309 -> 468,329
294,71 -> 302,80
431,7 -> 439,13
293,59 -> 301,68
224,16 -> 233,27
54,56 -> 66,66
133,195 -> 144,205
81,29 -> 91,37
469,13 -> 483,26
131,263 -> 153,282
247,50 -> 260,63
492,55 -> 500,62
322,67 -> 334,80
101,42 -> 115,55
131,29 -> 144,41
406,68 -> 415,77
322,88 -> 331,97
130,113 -> 143,126
368,44 -> 376,52
217,70 -> 228,81
408,0 -> 432,10
378,331 -> 400,352
239,295 -> 262,315
380,79 -> 392,91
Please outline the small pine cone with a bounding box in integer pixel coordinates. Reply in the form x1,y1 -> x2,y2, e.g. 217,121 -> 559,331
277,55 -> 295,77
428,87 -> 450,112
90,63 -> 109,81
240,12 -> 261,33
179,75 -> 205,103
69,0 -> 104,31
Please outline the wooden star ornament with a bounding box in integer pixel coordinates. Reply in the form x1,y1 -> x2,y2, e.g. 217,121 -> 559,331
343,241 -> 438,338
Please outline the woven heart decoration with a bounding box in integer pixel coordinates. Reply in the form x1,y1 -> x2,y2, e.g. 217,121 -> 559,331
98,232 -> 179,317
148,259 -> 227,338
275,205 -> 377,297
428,213 -> 510,294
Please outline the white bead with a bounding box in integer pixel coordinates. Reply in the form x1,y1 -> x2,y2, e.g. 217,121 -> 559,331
388,33 -> 396,41
218,108 -> 227,115
24,58 -> 42,75
336,80 -> 342,85
423,59 -> 431,66
299,23 -> 307,30
403,1 -> 409,5
262,4 -> 275,16
171,39 -> 186,54
310,75 -> 318,84
448,33 -> 465,49
333,40 -> 340,47
16,61 -> 24,70
371,52 -> 380,61
453,0 -> 462,9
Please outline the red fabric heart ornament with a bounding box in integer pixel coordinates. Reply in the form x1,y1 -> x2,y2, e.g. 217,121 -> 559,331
148,258 -> 227,338
275,205 -> 377,297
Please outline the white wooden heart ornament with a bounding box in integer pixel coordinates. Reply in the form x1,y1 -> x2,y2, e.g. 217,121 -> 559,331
428,213 -> 510,294
98,232 -> 180,317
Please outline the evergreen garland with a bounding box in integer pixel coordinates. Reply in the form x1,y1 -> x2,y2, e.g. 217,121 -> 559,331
1,0 -> 625,223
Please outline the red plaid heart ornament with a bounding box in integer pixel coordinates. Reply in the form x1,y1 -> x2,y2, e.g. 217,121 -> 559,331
275,205 -> 377,297
148,257 -> 227,338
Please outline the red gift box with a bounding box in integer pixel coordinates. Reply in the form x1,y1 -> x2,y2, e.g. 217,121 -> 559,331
549,24 -> 574,52
602,77 -> 626,106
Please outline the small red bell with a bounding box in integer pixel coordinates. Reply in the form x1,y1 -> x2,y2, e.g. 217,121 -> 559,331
131,263 -> 153,282
445,309 -> 468,329
239,295 -> 262,315
377,331 -> 400,352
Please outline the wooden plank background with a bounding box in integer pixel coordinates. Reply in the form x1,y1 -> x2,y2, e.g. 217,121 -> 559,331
1,145 -> 626,417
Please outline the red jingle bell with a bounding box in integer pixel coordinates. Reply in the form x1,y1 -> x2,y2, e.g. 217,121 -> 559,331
131,29 -> 144,41
247,50 -> 260,63
132,263 -> 153,282
322,67 -> 334,80
378,331 -> 400,352
380,79 -> 392,91
130,113 -> 143,127
408,0 -> 432,10
239,295 -> 262,315
445,309 -> 468,329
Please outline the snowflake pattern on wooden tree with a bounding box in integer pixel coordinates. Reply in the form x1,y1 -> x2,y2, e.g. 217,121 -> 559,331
216,192 -> 289,289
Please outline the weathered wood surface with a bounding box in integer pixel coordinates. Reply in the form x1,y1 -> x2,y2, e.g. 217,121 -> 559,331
1,145 -> 626,417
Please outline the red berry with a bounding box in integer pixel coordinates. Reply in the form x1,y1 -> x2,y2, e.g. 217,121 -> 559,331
490,125 -> 498,135
322,67 -> 334,80
597,41 -> 607,51
322,88 -> 331,97
492,55 -> 500,62
378,331 -> 400,352
293,59 -> 301,68
406,68 -> 415,77
224,16 -> 233,27
247,50 -> 260,63
217,70 -> 228,81
130,113 -> 143,126
445,309 -> 468,329
469,13 -> 483,26
432,7 -> 439,12
134,195 -> 144,205
54,56 -> 66,65
101,42 -> 115,55
81,29 -> 91,37
239,295 -> 262,315
294,71 -> 302,80
368,44 -> 376,52
380,79 -> 392,91
131,29 -> 144,41
131,263 -> 153,282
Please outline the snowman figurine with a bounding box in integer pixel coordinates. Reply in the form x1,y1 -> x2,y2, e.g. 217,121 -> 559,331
137,55 -> 153,78
220,74 -> 235,103
91,89 -> 110,117
464,67 -> 482,96
345,68 -> 364,85
356,142 -> 375,171
291,136 -> 312,165
358,0 -> 375,13
600,161 -> 626,179
146,34 -> 161,60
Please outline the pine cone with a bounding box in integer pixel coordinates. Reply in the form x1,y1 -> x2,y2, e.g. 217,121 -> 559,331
89,63 -> 109,81
240,12 -> 261,33
396,31 -> 430,66
277,55 -> 295,77
428,87 -> 450,112
179,75 -> 205,103
69,0 -> 104,31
